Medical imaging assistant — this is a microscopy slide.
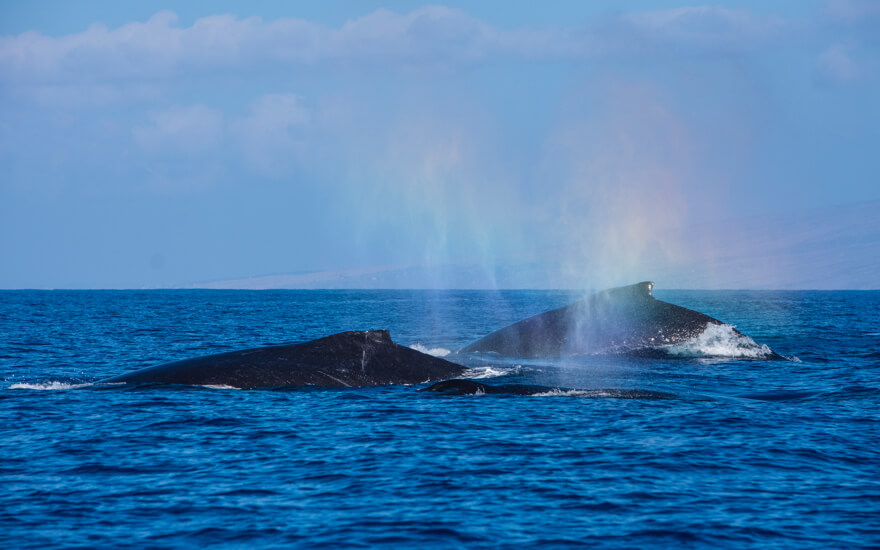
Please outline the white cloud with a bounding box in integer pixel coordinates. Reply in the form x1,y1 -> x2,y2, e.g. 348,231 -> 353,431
618,6 -> 785,53
0,12 -> 182,82
128,93 -> 311,175
234,93 -> 310,176
133,104 -> 224,155
0,8 -> 503,84
0,5 -> 786,89
816,43 -> 861,83
825,0 -> 880,21
817,1 -> 880,85
12,82 -> 163,108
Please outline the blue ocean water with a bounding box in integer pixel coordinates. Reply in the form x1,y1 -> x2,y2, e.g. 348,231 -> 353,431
1,289 -> 879,548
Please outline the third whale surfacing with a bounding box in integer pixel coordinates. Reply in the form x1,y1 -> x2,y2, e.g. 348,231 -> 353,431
422,379 -> 677,399
460,281 -> 780,359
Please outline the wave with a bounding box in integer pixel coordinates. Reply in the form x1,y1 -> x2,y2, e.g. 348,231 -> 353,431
462,365 -> 523,379
661,324 -> 775,359
531,388 -> 676,399
409,344 -> 451,357
8,381 -> 93,390
531,389 -> 609,397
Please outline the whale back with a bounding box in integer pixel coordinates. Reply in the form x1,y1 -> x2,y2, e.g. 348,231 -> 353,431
460,282 -> 725,357
422,379 -> 678,398
102,330 -> 467,388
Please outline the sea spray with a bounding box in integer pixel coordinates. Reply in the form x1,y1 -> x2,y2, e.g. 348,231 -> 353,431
663,323 -> 774,358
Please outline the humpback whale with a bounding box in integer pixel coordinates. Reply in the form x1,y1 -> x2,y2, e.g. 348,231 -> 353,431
423,379 -> 677,399
461,281 -> 776,358
423,379 -> 557,395
101,330 -> 466,389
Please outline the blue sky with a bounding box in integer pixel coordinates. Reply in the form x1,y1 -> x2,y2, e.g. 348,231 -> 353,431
1,1 -> 878,288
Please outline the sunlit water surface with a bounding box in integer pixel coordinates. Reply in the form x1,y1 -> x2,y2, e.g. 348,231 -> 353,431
1,290 -> 878,548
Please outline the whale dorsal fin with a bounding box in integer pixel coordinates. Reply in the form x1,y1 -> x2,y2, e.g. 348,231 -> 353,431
365,329 -> 392,342
601,281 -> 654,297
321,330 -> 393,345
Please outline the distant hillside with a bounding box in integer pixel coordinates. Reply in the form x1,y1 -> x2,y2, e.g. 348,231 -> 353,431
181,200 -> 879,290
668,200 -> 879,289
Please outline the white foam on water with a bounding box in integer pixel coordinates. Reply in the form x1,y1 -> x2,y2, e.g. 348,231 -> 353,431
201,384 -> 240,390
409,344 -> 451,357
8,381 -> 93,390
462,365 -> 521,379
532,389 -> 604,397
663,324 -> 774,359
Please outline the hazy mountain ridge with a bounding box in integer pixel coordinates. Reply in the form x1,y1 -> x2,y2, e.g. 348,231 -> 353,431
180,200 -> 879,290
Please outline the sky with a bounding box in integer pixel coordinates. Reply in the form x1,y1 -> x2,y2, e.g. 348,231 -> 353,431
1,0 -> 878,289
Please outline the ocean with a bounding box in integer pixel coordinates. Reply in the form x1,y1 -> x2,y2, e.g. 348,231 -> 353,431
1,289 -> 878,548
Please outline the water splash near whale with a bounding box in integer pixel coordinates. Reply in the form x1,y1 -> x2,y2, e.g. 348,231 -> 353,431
662,323 -> 774,359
